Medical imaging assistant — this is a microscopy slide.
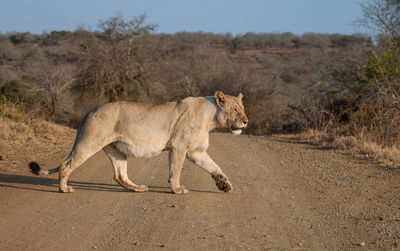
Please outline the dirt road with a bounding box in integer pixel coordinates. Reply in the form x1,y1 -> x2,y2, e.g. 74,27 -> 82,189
0,133 -> 399,250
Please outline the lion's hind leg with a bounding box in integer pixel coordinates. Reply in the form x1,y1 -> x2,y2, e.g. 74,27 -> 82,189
59,159 -> 74,193
59,142 -> 108,193
59,150 -> 94,193
103,145 -> 148,192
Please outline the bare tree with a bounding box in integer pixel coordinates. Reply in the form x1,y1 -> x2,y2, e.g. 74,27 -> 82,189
28,66 -> 73,119
357,0 -> 400,40
98,12 -> 157,40
73,14 -> 159,104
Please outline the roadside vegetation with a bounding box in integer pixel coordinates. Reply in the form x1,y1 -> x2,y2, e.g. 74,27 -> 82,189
0,1 -> 399,167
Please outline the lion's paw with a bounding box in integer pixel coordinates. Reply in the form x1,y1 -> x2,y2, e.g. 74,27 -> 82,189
212,174 -> 233,192
130,185 -> 148,192
59,186 -> 75,193
171,185 -> 189,194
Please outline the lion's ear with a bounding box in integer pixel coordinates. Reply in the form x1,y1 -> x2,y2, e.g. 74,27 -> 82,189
237,93 -> 243,100
214,91 -> 226,108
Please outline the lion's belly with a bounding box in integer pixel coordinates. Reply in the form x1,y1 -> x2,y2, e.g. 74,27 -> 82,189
114,139 -> 166,158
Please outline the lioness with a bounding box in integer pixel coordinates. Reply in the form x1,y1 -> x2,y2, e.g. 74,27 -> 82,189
29,91 -> 248,194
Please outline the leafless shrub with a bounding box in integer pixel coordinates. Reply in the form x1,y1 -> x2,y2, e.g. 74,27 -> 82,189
356,0 -> 400,40
27,66 -> 73,120
72,14 -> 160,111
0,39 -> 21,64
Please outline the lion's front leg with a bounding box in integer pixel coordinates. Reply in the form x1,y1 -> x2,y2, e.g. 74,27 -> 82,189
188,151 -> 233,192
168,148 -> 189,194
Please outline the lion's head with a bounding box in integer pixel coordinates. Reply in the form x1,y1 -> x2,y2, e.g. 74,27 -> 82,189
214,91 -> 248,135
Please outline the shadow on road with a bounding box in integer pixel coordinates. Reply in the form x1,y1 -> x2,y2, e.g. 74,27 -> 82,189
0,173 -> 122,193
147,185 -> 219,194
0,174 -> 218,194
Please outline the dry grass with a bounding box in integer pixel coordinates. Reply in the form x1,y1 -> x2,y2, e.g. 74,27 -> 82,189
286,129 -> 400,169
293,129 -> 333,143
0,100 -> 75,144
0,100 -> 76,173
333,136 -> 400,168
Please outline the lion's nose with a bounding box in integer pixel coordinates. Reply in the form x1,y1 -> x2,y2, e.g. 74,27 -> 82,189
243,120 -> 248,126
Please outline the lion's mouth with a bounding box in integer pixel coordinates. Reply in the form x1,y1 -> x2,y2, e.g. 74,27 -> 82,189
230,125 -> 242,135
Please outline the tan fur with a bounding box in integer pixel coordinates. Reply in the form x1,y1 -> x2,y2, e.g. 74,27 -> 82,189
34,91 -> 248,194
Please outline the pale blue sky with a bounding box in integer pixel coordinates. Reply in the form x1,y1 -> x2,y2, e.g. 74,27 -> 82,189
1,0 -> 364,35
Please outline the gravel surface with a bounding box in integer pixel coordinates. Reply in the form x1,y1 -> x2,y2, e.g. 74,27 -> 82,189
0,133 -> 399,250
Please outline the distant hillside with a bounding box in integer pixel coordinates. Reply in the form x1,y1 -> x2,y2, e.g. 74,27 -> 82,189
0,28 -> 372,134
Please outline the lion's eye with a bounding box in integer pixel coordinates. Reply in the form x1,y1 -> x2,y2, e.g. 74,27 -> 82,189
233,108 -> 238,113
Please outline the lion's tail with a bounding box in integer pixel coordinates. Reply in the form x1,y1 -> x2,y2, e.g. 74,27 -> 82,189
29,162 -> 60,175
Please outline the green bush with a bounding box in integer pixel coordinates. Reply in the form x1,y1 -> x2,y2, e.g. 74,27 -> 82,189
0,95 -> 23,121
0,95 -> 6,114
365,40 -> 400,84
0,80 -> 23,99
339,40 -> 400,147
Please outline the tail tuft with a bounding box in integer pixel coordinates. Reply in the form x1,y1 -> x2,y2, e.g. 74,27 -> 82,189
29,162 -> 41,175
